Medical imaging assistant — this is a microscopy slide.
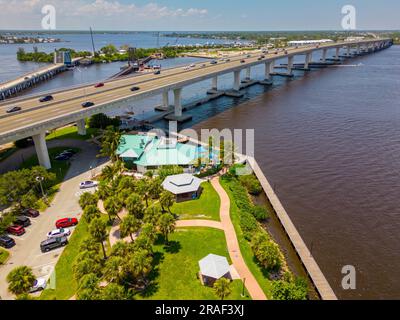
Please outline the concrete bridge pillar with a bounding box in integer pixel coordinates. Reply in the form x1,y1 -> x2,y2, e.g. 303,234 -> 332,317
162,90 -> 169,108
335,47 -> 340,59
304,52 -> 312,69
347,46 -> 351,56
321,48 -> 328,62
356,45 -> 361,54
32,132 -> 51,169
264,61 -> 273,81
233,70 -> 241,91
245,67 -> 251,80
77,119 -> 87,136
211,76 -> 218,91
287,56 -> 294,75
173,88 -> 182,117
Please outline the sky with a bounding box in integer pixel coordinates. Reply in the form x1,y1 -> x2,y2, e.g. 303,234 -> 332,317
0,0 -> 399,31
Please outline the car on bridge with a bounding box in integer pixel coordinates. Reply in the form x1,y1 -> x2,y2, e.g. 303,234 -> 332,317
82,101 -> 95,108
210,60 -> 218,65
154,70 -> 161,75
40,236 -> 68,253
56,218 -> 78,229
6,106 -> 21,113
240,59 -> 246,63
94,82 -> 104,88
39,95 -> 54,102
131,86 -> 140,92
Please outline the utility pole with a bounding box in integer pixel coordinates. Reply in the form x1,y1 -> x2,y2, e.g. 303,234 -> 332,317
90,27 -> 96,56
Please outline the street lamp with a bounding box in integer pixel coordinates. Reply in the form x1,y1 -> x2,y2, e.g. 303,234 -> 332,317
36,176 -> 47,204
241,278 -> 246,297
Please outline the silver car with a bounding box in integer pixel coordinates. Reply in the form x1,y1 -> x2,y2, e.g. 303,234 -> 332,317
47,228 -> 71,239
79,180 -> 98,189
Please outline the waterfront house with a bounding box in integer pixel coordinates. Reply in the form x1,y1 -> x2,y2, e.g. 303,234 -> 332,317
162,173 -> 203,202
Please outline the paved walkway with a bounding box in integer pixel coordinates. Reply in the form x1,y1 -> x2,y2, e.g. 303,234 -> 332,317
176,220 -> 223,230
210,175 -> 267,300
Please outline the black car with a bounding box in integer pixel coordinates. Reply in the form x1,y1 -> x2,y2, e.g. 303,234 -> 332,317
40,236 -> 68,253
6,106 -> 21,113
62,149 -> 77,155
15,216 -> 31,227
82,101 -> 95,108
154,70 -> 161,75
22,208 -> 40,218
130,86 -> 140,92
0,235 -> 16,249
39,95 -> 54,103
210,60 -> 217,65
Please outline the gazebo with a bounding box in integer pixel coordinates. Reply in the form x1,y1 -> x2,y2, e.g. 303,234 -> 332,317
162,173 -> 203,202
198,254 -> 231,286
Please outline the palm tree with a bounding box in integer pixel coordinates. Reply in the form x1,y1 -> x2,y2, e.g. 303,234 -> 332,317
79,192 -> 98,210
89,218 -> 109,260
148,177 -> 163,200
83,205 -> 101,223
136,179 -> 151,207
99,125 -> 122,163
126,193 -> 145,219
103,256 -> 125,284
144,205 -> 161,225
104,196 -> 122,222
97,181 -> 112,201
129,249 -> 152,288
120,215 -> 141,242
158,213 -> 175,244
160,191 -> 175,213
213,278 -> 232,300
6,266 -> 35,296
101,165 -> 116,182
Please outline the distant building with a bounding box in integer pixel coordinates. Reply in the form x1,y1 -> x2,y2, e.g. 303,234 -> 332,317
116,134 -> 200,173
288,39 -> 334,46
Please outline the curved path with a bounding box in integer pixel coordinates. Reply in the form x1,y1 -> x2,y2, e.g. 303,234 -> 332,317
176,219 -> 223,230
210,176 -> 267,300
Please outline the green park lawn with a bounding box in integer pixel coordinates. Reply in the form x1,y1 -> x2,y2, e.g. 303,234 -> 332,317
138,227 -> 250,300
219,178 -> 273,298
172,182 -> 221,221
0,248 -> 10,265
46,125 -> 99,141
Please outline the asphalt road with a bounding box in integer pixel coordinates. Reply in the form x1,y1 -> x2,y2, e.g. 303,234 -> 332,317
0,141 -> 108,300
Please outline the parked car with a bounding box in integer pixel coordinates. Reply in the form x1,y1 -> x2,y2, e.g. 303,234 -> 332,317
6,106 -> 21,113
47,228 -> 71,239
40,236 -> 68,253
154,70 -> 161,75
94,82 -> 104,88
130,86 -> 140,92
0,235 -> 16,248
39,95 -> 53,102
82,101 -> 95,108
62,149 -> 77,154
29,278 -> 47,293
56,218 -> 78,229
59,150 -> 74,158
7,225 -> 25,236
15,216 -> 31,227
79,180 -> 98,189
22,208 -> 40,218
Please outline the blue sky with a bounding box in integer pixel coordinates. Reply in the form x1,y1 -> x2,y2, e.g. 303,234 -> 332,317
0,0 -> 399,30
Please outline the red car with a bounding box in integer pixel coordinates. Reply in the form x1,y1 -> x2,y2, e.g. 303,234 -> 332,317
56,218 -> 78,229
7,225 -> 26,236
94,83 -> 104,88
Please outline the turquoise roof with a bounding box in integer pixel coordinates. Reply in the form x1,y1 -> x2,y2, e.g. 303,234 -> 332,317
116,134 -> 153,159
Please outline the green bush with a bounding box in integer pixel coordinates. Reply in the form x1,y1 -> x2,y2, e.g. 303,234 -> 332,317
251,205 -> 268,221
88,113 -> 120,129
239,175 -> 263,195
271,277 -> 308,300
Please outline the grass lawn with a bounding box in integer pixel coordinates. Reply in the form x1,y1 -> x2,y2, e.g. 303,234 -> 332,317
46,125 -> 99,141
20,147 -> 80,210
138,227 -> 250,300
0,248 -> 10,265
220,178 -> 273,299
172,182 -> 221,221
39,214 -> 111,300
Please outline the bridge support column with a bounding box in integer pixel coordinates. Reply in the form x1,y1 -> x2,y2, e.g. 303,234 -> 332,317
287,56 -> 294,75
173,88 -> 182,117
265,62 -> 272,80
304,52 -> 312,69
32,132 -> 51,169
356,45 -> 361,54
245,67 -> 251,81
321,48 -> 328,62
347,46 -> 351,56
211,76 -> 218,91
233,70 -> 241,91
77,119 -> 87,136
335,47 -> 340,59
162,90 -> 169,108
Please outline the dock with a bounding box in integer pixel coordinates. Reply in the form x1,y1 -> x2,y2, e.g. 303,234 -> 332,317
247,157 -> 338,300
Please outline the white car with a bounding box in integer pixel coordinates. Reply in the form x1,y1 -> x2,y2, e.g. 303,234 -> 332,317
29,278 -> 47,293
189,64 -> 196,68
183,66 -> 190,70
47,228 -> 71,239
79,180 -> 98,189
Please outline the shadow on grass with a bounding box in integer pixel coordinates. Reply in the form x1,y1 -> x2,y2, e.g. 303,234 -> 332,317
164,240 -> 181,254
137,251 -> 164,298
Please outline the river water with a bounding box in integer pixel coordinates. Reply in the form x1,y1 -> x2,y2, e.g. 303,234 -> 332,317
1,32 -> 399,299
